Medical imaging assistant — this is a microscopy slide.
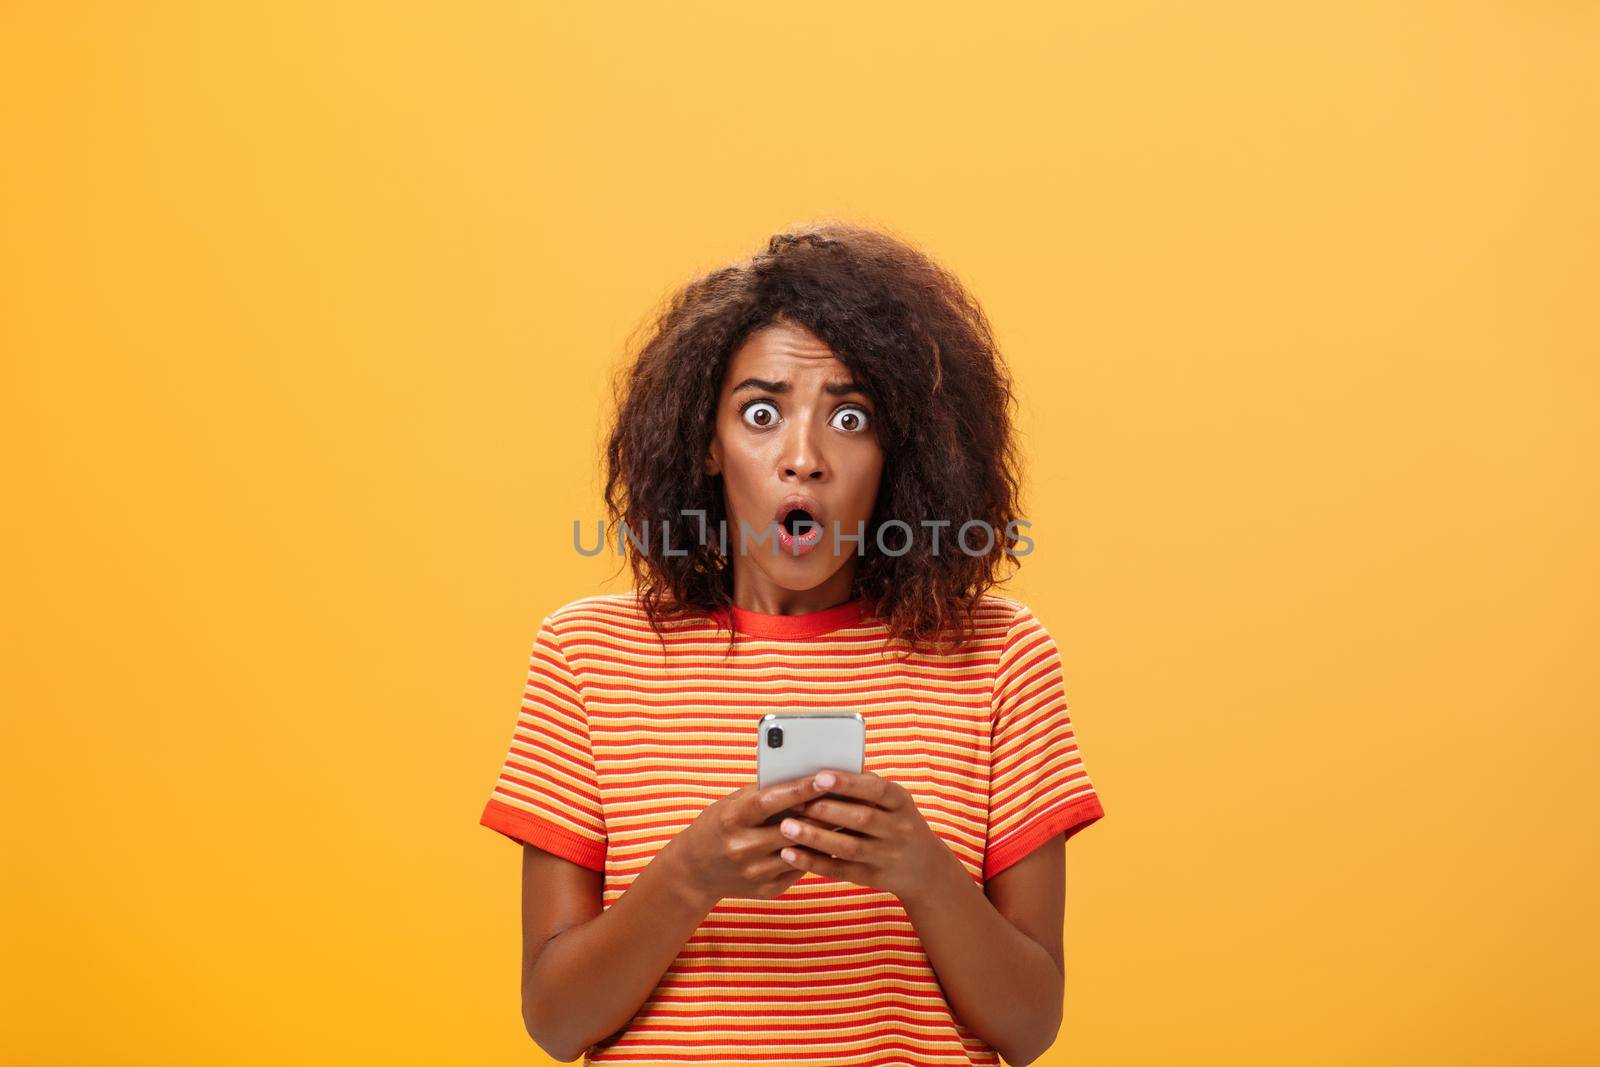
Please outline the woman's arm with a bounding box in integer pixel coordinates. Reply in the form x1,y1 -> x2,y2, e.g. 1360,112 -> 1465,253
518,778 -> 831,1061
781,771 -> 1070,1066
519,841 -> 713,1062
898,835 -> 1068,1067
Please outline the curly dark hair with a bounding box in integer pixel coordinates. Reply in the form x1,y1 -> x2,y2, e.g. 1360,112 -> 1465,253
601,219 -> 1027,658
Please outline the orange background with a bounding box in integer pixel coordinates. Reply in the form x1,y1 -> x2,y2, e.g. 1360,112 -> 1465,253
4,3 -> 1596,1064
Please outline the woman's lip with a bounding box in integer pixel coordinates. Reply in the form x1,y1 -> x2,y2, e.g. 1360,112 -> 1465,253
773,494 -> 824,525
776,521 -> 823,555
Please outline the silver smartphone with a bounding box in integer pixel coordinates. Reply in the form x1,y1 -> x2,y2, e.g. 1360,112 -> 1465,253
756,712 -> 866,827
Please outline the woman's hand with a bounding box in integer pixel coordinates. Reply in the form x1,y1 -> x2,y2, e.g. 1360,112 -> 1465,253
775,769 -> 961,904
666,775 -> 835,908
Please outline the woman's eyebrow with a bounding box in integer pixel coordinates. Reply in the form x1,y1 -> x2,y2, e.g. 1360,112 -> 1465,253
730,377 -> 870,398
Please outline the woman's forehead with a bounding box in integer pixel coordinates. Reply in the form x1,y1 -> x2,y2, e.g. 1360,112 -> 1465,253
731,319 -> 838,364
722,331 -> 861,393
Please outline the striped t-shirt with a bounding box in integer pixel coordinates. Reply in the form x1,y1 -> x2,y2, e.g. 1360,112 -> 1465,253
480,591 -> 1105,1065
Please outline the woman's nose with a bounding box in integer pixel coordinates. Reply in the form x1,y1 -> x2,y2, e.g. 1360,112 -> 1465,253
780,423 -> 826,479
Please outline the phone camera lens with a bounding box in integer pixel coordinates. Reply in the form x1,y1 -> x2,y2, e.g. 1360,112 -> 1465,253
767,726 -> 783,748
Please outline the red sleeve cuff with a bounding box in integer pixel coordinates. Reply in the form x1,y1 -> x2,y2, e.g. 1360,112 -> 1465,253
982,793 -> 1104,882
480,798 -> 606,872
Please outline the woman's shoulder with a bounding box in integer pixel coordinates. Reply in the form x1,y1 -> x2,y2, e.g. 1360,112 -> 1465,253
885,593 -> 1028,652
542,590 -> 651,630
971,591 -> 1029,627
541,590 -> 716,638
964,593 -> 1060,650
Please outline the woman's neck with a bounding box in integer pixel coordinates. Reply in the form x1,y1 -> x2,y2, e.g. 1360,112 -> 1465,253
729,563 -> 858,615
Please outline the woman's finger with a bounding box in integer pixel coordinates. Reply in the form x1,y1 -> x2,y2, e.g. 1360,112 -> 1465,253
808,770 -> 901,811
779,844 -> 874,885
799,798 -> 884,837
779,816 -> 869,861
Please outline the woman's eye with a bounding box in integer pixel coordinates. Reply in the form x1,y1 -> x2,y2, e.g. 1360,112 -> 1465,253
830,406 -> 871,433
740,401 -> 779,429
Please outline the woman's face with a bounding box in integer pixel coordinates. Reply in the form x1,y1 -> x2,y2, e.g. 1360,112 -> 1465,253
704,318 -> 884,609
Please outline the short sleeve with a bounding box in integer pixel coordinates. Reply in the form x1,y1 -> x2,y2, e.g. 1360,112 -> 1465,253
983,603 -> 1105,882
479,615 -> 607,871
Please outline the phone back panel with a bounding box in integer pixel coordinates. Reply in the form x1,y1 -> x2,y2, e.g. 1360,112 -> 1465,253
756,712 -> 865,791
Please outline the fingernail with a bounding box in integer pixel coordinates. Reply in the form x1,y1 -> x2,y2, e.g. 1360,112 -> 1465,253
781,819 -> 800,836
815,773 -> 836,789
781,848 -> 797,862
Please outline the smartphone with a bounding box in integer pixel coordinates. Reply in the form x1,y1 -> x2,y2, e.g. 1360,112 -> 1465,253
756,712 -> 866,826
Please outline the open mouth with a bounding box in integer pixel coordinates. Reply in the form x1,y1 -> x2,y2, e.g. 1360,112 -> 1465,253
773,498 -> 824,553
781,506 -> 818,535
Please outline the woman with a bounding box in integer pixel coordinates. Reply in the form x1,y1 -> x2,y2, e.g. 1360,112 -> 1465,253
479,221 -> 1105,1065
